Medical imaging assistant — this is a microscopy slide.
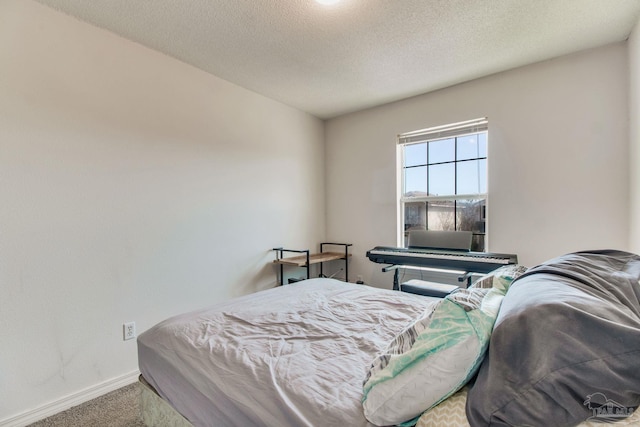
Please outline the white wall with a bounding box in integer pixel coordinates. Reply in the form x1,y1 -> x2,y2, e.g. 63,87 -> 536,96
630,17 -> 640,254
326,43 -> 630,287
0,0 -> 324,422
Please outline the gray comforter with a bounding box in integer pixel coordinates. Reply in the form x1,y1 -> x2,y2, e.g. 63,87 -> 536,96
466,250 -> 640,426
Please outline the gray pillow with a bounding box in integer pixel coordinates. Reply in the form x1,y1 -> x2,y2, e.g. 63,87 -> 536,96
466,250 -> 640,426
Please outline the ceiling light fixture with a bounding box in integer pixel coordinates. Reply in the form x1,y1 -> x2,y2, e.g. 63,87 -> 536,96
315,0 -> 340,5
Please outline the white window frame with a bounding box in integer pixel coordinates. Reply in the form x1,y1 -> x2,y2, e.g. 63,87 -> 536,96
397,118 -> 489,248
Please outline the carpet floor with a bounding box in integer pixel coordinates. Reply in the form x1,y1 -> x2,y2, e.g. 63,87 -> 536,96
28,383 -> 145,427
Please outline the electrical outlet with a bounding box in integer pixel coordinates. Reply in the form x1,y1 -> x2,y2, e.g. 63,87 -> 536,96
123,322 -> 136,341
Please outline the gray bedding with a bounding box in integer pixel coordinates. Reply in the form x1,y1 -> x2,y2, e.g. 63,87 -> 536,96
137,278 -> 433,427
466,250 -> 640,426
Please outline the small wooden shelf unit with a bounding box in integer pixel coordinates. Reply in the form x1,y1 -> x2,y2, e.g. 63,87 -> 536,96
273,242 -> 352,285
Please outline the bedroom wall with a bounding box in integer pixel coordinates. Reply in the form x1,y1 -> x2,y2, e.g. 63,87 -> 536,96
0,0 -> 324,423
630,17 -> 640,255
325,43 -> 630,287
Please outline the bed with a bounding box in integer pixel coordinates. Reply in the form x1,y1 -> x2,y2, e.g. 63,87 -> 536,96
137,249 -> 640,426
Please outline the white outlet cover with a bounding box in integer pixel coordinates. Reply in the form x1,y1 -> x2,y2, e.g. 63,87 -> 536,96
123,322 -> 136,340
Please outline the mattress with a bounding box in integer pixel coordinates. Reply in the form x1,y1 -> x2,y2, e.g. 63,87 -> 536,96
137,278 -> 435,427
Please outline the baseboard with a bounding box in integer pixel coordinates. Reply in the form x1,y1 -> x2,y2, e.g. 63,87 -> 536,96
0,370 -> 140,427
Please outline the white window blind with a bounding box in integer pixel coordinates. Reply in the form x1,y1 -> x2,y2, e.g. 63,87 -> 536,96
398,118 -> 488,145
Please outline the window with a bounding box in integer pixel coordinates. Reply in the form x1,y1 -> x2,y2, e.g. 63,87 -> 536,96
398,118 -> 488,251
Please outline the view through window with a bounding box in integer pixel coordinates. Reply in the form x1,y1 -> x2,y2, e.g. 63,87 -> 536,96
399,118 -> 488,251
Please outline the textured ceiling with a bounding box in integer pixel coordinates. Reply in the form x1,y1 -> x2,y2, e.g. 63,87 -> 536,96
34,0 -> 640,119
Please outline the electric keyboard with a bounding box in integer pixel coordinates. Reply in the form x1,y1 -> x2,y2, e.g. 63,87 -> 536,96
366,246 -> 518,274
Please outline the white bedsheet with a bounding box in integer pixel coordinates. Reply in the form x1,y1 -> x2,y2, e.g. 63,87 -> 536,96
138,278 -> 434,427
